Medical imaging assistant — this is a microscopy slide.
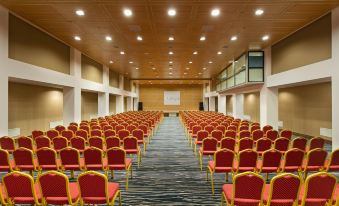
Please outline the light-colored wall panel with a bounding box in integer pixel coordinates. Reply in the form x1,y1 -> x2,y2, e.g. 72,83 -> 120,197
81,54 -> 103,83
244,92 -> 260,123
124,77 -> 131,91
139,84 -> 203,111
226,95 -> 233,114
272,13 -> 332,74
109,95 -> 116,114
8,14 -> 70,74
9,82 -> 63,136
109,70 -> 119,88
278,82 -> 331,137
81,91 -> 98,120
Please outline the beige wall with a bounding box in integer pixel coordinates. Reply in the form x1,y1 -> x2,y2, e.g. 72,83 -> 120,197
139,84 -> 203,111
226,95 -> 233,114
278,82 -> 331,137
81,55 -> 103,83
109,70 -> 119,88
272,13 -> 331,74
109,95 -> 116,114
81,91 -> 98,121
8,14 -> 70,74
244,92 -> 260,123
9,82 -> 63,136
124,77 -> 131,91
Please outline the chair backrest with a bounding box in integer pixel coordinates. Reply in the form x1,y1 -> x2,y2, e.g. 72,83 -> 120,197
0,149 -> 11,170
252,130 -> 264,141
70,136 -> 86,151
301,172 -> 337,206
91,125 -> 101,131
250,125 -> 261,133
211,130 -> 223,141
202,138 -> 218,152
266,130 -> 279,141
263,125 -> 273,134
239,130 -> 251,139
126,125 -> 137,134
17,136 -> 33,150
35,136 -> 51,149
77,171 -> 108,202
204,125 -> 215,134
192,125 -> 202,135
328,149 -> 339,170
32,130 -> 44,139
75,129 -> 88,140
88,137 -> 104,150
261,149 -> 282,169
309,137 -> 325,150
67,125 -> 78,133
46,129 -> 59,140
305,148 -> 327,168
232,172 -> 264,205
52,136 -> 68,151
61,130 -> 74,141
267,173 -> 301,205
60,147 -> 80,167
107,147 -> 126,166
13,148 -> 35,169
238,149 -> 258,168
227,125 -> 237,131
197,130 -> 209,141
132,129 -> 144,141
283,149 -> 305,169
256,138 -> 272,152
84,147 -> 103,166
0,136 -> 15,151
214,149 -> 235,168
118,130 -> 130,141
220,137 -> 236,151
274,137 -> 290,152
3,171 -> 39,204
104,130 -> 116,138
123,137 -> 138,150
106,137 -> 120,149
292,137 -> 307,151
90,130 -> 102,138
103,125 -> 113,131
36,147 -> 57,167
55,125 -> 66,133
115,125 -> 125,133
280,129 -> 292,140
239,138 -> 254,152
215,125 -> 226,134
225,130 -> 237,139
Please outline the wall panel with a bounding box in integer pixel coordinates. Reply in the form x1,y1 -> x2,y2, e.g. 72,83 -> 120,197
244,92 -> 260,123
109,70 -> 119,88
109,95 -> 116,114
81,91 -> 98,120
81,55 -> 103,83
226,95 -> 233,114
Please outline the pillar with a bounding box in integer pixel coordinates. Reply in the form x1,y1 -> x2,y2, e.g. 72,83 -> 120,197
209,96 -> 216,111
233,94 -> 244,118
63,87 -> 81,125
218,94 -> 226,114
116,95 -> 124,113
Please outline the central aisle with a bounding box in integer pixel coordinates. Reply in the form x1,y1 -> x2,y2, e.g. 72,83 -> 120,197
122,117 -> 221,205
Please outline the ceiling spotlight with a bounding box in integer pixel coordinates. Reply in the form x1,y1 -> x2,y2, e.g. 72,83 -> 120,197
169,72 -> 173,75
120,51 -> 125,55
152,67 -> 156,70
168,8 -> 176,16
74,36 -> 81,41
169,61 -> 173,64
109,60 -> 113,64
189,61 -> 192,64
135,67 -> 139,70
123,8 -> 133,17
202,67 -> 207,70
217,51 -> 222,55
184,72 -> 187,75
137,36 -> 143,41
105,36 -> 112,41
168,36 -> 174,41
198,72 -> 202,75
255,9 -> 264,16
231,36 -> 237,41
211,9 -> 220,17
186,67 -> 190,70
75,9 -> 85,16
200,36 -> 206,41
262,35 -> 270,41
129,61 -> 133,64
169,67 -> 173,70
209,61 -> 213,64
169,51 -> 173,55
193,51 -> 198,55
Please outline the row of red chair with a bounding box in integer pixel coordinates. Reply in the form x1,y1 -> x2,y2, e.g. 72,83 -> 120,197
220,171 -> 339,206
0,170 -> 122,205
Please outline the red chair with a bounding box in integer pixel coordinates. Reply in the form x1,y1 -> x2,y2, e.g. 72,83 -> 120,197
221,172 -> 264,206
104,130 -> 116,138
263,125 -> 273,135
301,148 -> 327,179
0,137 -> 15,153
238,138 -> 254,152
292,137 -> 307,151
211,130 -> 223,142
91,125 -> 101,131
32,130 -> 44,140
266,130 -> 279,141
106,137 -> 121,150
273,137 -> 290,154
239,130 -> 251,140
227,125 -> 237,132
281,148 -> 305,173
236,149 -> 258,173
70,136 -> 86,153
88,137 -> 105,150
38,171 -> 79,205
110,122 -> 119,130
216,125 -> 226,135
300,172 -> 336,206
204,125 -> 214,134
252,130 -> 264,141
17,136 -> 34,150
117,130 -> 130,142
13,148 -> 37,174
220,137 -> 236,151
207,149 -> 235,194
60,147 -> 83,179
52,136 -> 68,152
61,130 -> 74,141
138,125 -> 151,143
106,147 -> 132,191
190,125 -> 202,145
36,147 -> 60,172
255,138 -> 272,155
83,147 -> 105,171
123,137 -> 141,168
308,137 -> 325,151
210,122 -> 219,127
55,125 -> 66,134
326,149 -> 339,172
46,129 -> 59,140
90,130 -> 102,138
3,171 -> 41,205
35,136 -> 51,149
115,125 -> 125,134
77,171 -> 122,205
225,130 -> 237,139
67,125 -> 78,134
250,125 -> 261,133
126,125 -> 137,134
75,129 -> 88,141
280,129 -> 292,140
194,130 -> 209,154
0,149 -> 13,172
263,173 -> 301,206
199,138 -> 218,170
239,126 -> 249,132
132,129 -> 147,154
257,149 -> 282,180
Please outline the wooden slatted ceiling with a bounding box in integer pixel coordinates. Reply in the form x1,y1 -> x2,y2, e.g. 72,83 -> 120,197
1,0 -> 338,80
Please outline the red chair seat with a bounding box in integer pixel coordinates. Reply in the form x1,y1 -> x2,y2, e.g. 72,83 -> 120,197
282,166 -> 300,172
195,140 -> 202,145
107,158 -> 132,170
9,183 -> 42,204
137,140 -> 144,144
260,166 -> 279,173
262,184 -> 295,205
45,182 -> 79,205
328,165 -> 339,171
86,164 -> 105,170
223,184 -> 261,206
125,149 -> 139,154
208,161 -> 232,173
199,148 -> 215,155
82,182 -> 119,204
332,185 -> 339,204
303,165 -> 323,171
298,186 -> 329,205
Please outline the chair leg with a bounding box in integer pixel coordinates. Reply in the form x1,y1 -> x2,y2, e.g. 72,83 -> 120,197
206,167 -> 209,181
138,151 -> 141,168
71,170 -> 74,179
211,172 -> 214,194
220,193 -> 224,206
194,144 -> 197,155
126,169 -> 129,191
226,172 -> 228,182
143,143 -> 147,156
111,170 -> 114,179
119,191 -> 122,206
266,173 -> 269,181
199,153 -> 203,171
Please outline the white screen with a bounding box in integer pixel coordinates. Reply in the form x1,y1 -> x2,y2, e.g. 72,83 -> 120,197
164,91 -> 180,105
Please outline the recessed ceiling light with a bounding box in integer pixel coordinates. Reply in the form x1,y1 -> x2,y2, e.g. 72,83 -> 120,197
186,67 -> 190,70
105,36 -> 112,41
137,36 -> 143,41
125,72 -> 128,75
123,8 -> 133,17
169,51 -> 173,55
262,35 -> 270,41
109,60 -> 113,64
255,9 -> 264,16
168,36 -> 174,41
120,51 -> 125,55
193,51 -> 198,55
135,67 -> 139,70
168,8 -> 176,16
189,61 -> 192,64
202,67 -> 207,70
184,72 -> 187,75
209,61 -> 213,64
231,36 -> 237,41
200,36 -> 206,41
217,51 -> 222,55
198,72 -> 202,75
169,67 -> 173,70
129,61 -> 133,64
75,9 -> 85,16
169,61 -> 173,64
74,36 -> 81,41
152,67 -> 156,70
211,9 -> 220,17
169,72 -> 173,75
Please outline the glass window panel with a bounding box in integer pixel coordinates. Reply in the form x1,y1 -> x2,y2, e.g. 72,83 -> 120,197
227,64 -> 234,77
235,70 -> 246,85
222,80 -> 227,90
248,52 -> 264,68
227,77 -> 234,88
248,68 -> 264,82
234,54 -> 246,73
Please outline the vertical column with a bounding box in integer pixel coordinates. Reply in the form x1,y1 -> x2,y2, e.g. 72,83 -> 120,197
233,93 -> 244,118
126,97 -> 133,111
134,84 -> 140,111
116,95 -> 124,113
331,7 -> 339,150
260,46 -> 279,129
119,74 -> 124,90
98,65 -> 109,116
204,98 -> 209,111
209,96 -> 215,111
218,95 -> 226,114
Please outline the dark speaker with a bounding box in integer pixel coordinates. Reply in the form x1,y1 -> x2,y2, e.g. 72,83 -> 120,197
199,102 -> 204,111
138,102 -> 143,111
